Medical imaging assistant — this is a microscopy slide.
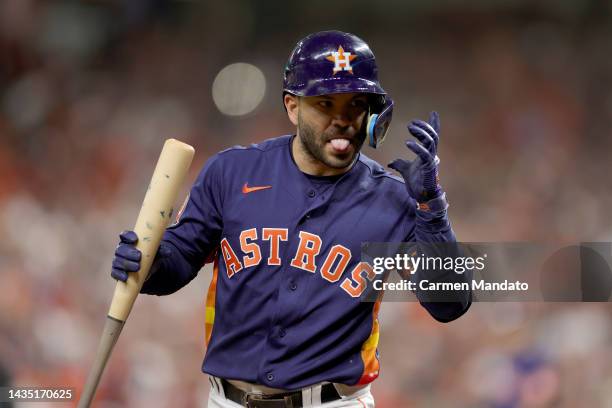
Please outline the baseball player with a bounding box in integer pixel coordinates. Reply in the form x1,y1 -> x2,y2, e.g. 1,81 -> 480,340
111,31 -> 471,407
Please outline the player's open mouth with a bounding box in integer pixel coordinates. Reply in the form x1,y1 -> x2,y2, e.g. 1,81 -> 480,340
328,138 -> 352,154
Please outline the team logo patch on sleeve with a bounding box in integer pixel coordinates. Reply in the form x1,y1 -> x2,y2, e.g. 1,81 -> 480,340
326,46 -> 356,74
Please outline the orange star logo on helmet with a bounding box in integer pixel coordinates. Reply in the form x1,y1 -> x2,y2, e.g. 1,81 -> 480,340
326,46 -> 357,75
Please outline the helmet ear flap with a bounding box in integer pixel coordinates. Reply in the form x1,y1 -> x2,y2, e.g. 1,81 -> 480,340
368,94 -> 386,113
367,98 -> 394,148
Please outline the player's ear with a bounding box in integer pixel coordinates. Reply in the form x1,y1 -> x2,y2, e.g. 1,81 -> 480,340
284,93 -> 299,126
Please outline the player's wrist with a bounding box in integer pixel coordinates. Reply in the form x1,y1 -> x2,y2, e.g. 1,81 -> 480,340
414,193 -> 451,234
416,191 -> 448,212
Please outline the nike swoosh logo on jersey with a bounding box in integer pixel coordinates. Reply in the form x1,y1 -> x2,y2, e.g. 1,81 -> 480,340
242,183 -> 272,194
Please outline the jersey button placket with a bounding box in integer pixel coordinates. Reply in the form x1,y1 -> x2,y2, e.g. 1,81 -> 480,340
266,373 -> 275,382
307,189 -> 316,198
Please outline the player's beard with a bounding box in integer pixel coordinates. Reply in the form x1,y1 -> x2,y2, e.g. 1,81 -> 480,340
297,112 -> 365,170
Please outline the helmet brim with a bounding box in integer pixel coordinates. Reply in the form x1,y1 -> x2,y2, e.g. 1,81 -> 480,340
288,76 -> 386,97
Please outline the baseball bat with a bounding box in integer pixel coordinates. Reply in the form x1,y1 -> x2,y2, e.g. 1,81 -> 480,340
77,139 -> 195,408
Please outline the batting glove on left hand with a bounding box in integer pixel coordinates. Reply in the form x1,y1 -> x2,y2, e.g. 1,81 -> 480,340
388,111 -> 442,203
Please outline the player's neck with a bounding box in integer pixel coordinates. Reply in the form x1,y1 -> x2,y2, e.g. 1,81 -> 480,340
291,134 -> 355,177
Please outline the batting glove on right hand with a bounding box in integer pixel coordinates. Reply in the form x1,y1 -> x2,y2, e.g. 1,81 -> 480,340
388,111 -> 443,203
111,230 -> 170,282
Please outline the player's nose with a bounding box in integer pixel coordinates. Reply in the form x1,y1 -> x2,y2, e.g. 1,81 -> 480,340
330,111 -> 351,129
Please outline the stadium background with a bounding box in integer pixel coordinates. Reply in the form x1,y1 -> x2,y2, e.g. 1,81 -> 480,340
1,0 -> 612,406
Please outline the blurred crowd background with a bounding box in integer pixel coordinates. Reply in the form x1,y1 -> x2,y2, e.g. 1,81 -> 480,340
1,0 -> 612,407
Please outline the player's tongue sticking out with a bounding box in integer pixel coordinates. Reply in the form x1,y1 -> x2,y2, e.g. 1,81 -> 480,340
330,138 -> 350,153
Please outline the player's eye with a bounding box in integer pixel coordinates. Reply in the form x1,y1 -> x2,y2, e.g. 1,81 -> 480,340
318,100 -> 333,108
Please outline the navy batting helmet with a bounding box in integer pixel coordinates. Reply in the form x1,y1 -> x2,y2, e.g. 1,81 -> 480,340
283,30 -> 393,149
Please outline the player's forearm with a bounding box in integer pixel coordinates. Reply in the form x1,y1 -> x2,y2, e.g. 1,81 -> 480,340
414,262 -> 472,322
412,206 -> 472,322
420,296 -> 472,323
140,240 -> 200,296
414,270 -> 472,322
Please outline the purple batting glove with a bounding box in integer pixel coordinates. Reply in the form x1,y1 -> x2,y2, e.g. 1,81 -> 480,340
388,111 -> 442,203
110,230 -> 171,282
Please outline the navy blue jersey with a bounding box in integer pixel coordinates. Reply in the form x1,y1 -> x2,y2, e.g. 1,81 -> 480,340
141,135 -> 468,390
